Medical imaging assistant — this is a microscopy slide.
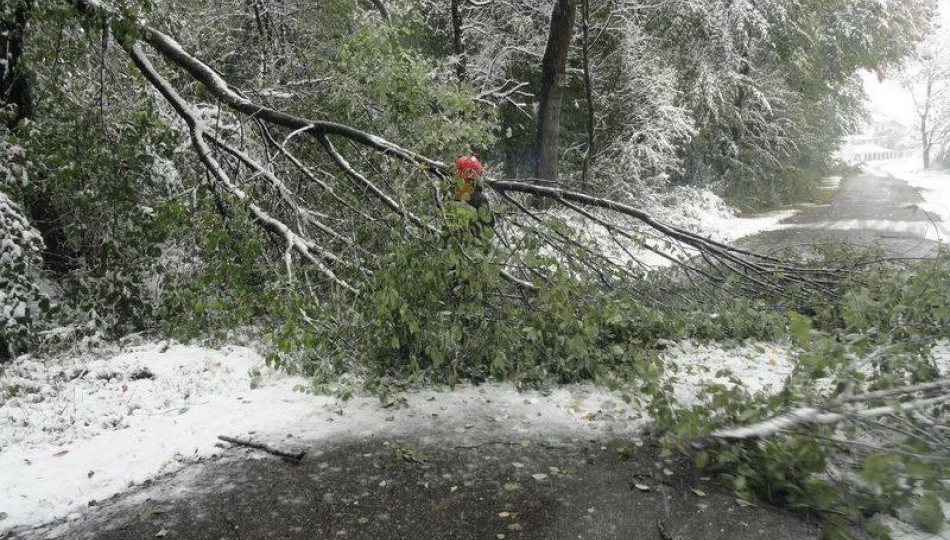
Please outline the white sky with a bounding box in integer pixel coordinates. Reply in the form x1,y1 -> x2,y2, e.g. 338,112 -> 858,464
861,0 -> 950,127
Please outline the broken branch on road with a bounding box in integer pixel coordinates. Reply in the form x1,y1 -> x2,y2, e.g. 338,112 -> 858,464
218,435 -> 307,463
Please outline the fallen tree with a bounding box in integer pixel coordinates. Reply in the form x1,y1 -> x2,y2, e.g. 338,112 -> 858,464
64,0 -> 846,304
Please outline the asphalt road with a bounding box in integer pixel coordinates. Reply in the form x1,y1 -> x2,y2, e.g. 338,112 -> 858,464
14,439 -> 823,540
741,172 -> 946,258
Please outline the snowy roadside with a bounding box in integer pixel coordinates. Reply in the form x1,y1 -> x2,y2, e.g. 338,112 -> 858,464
560,185 -> 796,268
0,340 -> 796,534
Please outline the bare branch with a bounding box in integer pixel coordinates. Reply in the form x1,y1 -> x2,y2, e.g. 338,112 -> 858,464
694,394 -> 950,446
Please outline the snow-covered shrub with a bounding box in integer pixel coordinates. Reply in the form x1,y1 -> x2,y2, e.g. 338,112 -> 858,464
0,187 -> 46,359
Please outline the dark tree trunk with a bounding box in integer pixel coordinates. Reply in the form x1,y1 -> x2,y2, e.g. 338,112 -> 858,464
534,0 -> 577,190
367,0 -> 389,20
922,125 -> 931,169
1,0 -> 32,361
0,0 -> 33,129
579,0 -> 593,190
451,0 -> 467,82
732,58 -> 749,150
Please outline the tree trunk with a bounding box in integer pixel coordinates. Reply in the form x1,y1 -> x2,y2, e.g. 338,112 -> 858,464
579,0 -> 594,190
0,0 -> 33,129
0,0 -> 32,361
922,125 -> 931,169
921,78 -> 932,170
367,0 -> 389,20
534,0 -> 577,191
451,0 -> 467,82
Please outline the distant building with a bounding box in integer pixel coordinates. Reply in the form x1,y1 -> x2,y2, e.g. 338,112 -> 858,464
840,110 -> 918,163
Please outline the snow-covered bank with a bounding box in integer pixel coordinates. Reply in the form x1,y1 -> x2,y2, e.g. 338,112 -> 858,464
0,340 -> 797,534
639,185 -> 797,243
562,185 -> 796,268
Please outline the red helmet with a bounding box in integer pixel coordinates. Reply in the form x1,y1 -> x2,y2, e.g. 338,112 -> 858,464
454,155 -> 483,180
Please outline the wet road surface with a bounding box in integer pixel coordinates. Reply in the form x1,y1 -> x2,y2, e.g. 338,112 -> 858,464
741,172 -> 946,258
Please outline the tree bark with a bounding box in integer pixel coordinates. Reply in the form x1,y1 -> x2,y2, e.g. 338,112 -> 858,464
922,78 -> 932,170
367,0 -> 389,21
534,0 -> 577,190
579,0 -> 593,190
451,0 -> 467,82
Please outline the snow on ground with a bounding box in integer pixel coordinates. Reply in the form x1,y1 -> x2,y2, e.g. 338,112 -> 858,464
660,340 -> 794,406
6,179 -> 949,537
0,339 -> 797,534
639,185 -> 797,243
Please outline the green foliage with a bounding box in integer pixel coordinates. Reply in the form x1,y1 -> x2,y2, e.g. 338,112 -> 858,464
654,252 -> 950,537
320,226 -> 539,384
0,132 -> 47,359
157,193 -> 288,341
643,0 -> 930,208
7,21 -> 184,340
324,22 -> 495,158
390,441 -> 428,464
911,493 -> 946,534
4,4 -> 944,534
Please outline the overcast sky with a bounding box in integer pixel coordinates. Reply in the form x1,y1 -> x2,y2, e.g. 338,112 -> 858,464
861,0 -> 950,127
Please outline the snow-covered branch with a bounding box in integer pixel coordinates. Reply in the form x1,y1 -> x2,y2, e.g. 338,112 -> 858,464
125,41 -> 358,293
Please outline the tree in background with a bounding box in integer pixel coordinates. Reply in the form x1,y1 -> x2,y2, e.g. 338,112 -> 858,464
904,21 -> 950,168
647,0 -> 934,206
533,0 -> 576,190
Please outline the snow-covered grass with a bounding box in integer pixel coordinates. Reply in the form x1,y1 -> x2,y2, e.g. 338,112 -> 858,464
0,339 -> 798,534
660,340 -> 795,406
7,178 -> 949,538
3,327 -> 948,536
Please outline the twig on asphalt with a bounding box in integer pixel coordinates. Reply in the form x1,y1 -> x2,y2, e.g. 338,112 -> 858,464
218,435 -> 306,462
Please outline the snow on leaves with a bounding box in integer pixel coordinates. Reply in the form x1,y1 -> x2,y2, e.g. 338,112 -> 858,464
0,141 -> 45,358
